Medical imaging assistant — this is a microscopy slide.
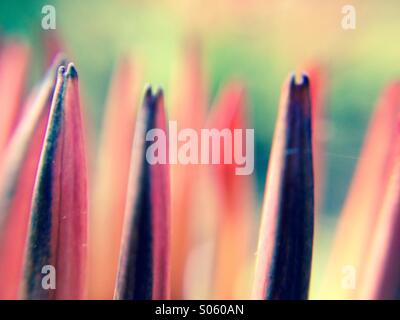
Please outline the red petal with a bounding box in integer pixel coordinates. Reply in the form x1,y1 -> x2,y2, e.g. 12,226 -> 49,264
0,57 -> 65,299
207,81 -> 255,299
0,40 -> 30,158
115,87 -> 170,300
22,64 -> 88,299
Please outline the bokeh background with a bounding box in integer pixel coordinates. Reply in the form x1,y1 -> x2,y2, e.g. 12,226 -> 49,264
1,0 -> 400,298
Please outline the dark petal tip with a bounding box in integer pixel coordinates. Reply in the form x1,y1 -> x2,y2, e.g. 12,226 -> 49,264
289,72 -> 310,89
66,63 -> 78,78
57,65 -> 66,75
144,85 -> 153,99
288,73 -> 311,111
156,86 -> 164,99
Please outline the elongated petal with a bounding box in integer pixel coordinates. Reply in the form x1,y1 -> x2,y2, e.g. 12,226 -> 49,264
207,81 -> 255,299
253,74 -> 314,300
0,40 -> 30,158
322,82 -> 400,299
170,42 -> 207,299
0,57 -> 65,299
22,64 -> 88,300
304,64 -> 327,299
115,87 -> 170,300
305,64 -> 326,214
89,58 -> 139,299
358,122 -> 400,299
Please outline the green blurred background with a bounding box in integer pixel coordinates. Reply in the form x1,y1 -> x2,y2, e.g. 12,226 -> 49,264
1,0 -> 400,295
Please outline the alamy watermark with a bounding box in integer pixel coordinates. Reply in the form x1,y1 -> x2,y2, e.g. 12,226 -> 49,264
41,265 -> 56,290
41,5 -> 56,30
341,5 -> 356,30
145,121 -> 254,175
341,265 -> 356,290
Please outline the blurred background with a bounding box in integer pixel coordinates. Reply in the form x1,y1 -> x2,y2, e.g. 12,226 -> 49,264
1,0 -> 400,299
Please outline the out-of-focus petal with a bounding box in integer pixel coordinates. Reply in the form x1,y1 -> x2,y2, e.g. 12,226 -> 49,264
207,81 -> 255,299
170,41 -> 207,299
89,58 -> 140,299
323,82 -> 400,299
0,56 -> 65,299
0,40 -> 30,158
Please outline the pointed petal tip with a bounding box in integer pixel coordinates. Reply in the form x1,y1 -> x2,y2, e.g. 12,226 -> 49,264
57,65 -> 66,76
290,72 -> 310,89
143,85 -> 164,110
156,86 -> 164,99
22,57 -> 87,300
143,85 -> 164,98
45,56 -> 67,83
144,84 -> 153,98
287,73 -> 312,112
66,63 -> 78,79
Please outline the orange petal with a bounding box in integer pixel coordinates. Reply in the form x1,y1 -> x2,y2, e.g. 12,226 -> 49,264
170,41 -> 207,299
89,58 -> 140,299
358,119 -> 400,299
323,82 -> 400,299
207,81 -> 255,299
